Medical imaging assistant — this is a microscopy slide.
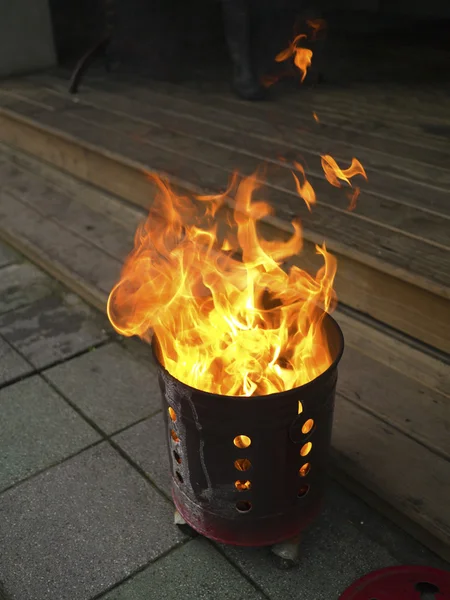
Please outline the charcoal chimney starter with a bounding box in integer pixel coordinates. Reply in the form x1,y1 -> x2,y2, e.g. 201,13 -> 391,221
153,311 -> 344,547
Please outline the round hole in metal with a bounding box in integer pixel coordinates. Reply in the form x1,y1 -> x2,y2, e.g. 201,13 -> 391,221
302,418 -> 315,434
234,458 -> 252,471
235,480 -> 252,491
170,429 -> 180,443
173,450 -> 182,464
300,442 -> 312,457
236,500 -> 252,513
299,463 -> 311,477
298,401 -> 303,414
176,471 -> 183,483
298,484 -> 310,498
168,407 -> 177,422
233,435 -> 251,449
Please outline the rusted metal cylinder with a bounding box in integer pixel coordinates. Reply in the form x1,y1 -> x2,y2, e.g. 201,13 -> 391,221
153,311 -> 344,546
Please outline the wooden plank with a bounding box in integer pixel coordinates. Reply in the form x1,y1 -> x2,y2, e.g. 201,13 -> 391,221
277,92 -> 449,152
0,227 -> 108,315
0,104 -> 449,353
30,103 -> 450,291
305,85 -> 450,123
98,75 -> 450,182
50,70 -> 450,142
0,191 -> 120,298
337,345 -> 450,460
332,398 -> 450,558
280,83 -> 450,126
335,310 -> 450,397
2,90 -> 449,298
117,67 -> 450,139
40,75 -> 450,196
32,81 -> 450,241
199,81 -> 450,151
1,143 -> 145,234
0,160 -> 137,263
13,74 -> 450,216
189,81 -> 450,169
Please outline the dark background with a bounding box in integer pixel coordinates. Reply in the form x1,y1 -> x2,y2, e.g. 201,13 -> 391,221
48,0 -> 450,86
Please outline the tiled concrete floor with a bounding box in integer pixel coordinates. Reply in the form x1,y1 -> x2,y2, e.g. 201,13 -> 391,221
0,241 -> 446,600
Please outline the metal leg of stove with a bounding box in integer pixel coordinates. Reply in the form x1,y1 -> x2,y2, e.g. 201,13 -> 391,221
174,510 -> 198,538
270,536 -> 301,569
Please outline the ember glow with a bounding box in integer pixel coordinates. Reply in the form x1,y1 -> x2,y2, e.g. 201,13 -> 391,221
107,169 -> 337,397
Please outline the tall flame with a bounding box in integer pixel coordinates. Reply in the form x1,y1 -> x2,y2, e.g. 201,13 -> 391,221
107,170 -> 337,397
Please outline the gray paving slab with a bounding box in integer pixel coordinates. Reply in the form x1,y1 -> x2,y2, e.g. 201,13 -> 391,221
0,375 -> 100,490
0,262 -> 55,315
220,479 -> 446,600
114,412 -> 171,496
0,292 -> 109,369
0,335 -> 33,386
101,538 -> 265,600
45,343 -> 162,435
322,480 -> 449,569
0,443 -> 185,600
0,240 -> 19,268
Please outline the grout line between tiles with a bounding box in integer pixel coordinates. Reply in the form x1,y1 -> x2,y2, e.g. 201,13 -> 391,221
89,539 -> 192,600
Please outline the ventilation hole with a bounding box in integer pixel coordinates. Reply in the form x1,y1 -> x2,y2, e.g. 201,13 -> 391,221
302,418 -> 314,434
170,429 -> 180,443
168,407 -> 177,422
300,442 -> 312,457
297,484 -> 310,498
235,480 -> 252,491
234,458 -> 252,471
299,463 -> 311,477
233,435 -> 251,449
236,500 -> 252,513
415,582 -> 440,597
176,471 -> 183,483
298,401 -> 303,414
173,450 -> 182,464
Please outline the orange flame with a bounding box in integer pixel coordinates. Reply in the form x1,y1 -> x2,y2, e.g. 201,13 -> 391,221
313,112 -> 319,123
107,170 -> 337,397
275,34 -> 313,83
291,161 -> 317,212
321,155 -> 368,211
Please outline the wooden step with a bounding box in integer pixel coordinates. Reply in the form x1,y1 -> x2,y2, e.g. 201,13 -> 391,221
0,73 -> 449,353
0,142 -> 449,561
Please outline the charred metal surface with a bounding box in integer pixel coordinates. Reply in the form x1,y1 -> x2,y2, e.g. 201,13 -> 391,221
153,311 -> 344,547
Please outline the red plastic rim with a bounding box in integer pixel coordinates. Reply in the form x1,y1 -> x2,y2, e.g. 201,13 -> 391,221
339,565 -> 450,599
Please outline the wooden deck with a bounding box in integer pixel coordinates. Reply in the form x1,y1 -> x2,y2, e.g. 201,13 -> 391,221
0,70 -> 449,352
0,69 -> 449,560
